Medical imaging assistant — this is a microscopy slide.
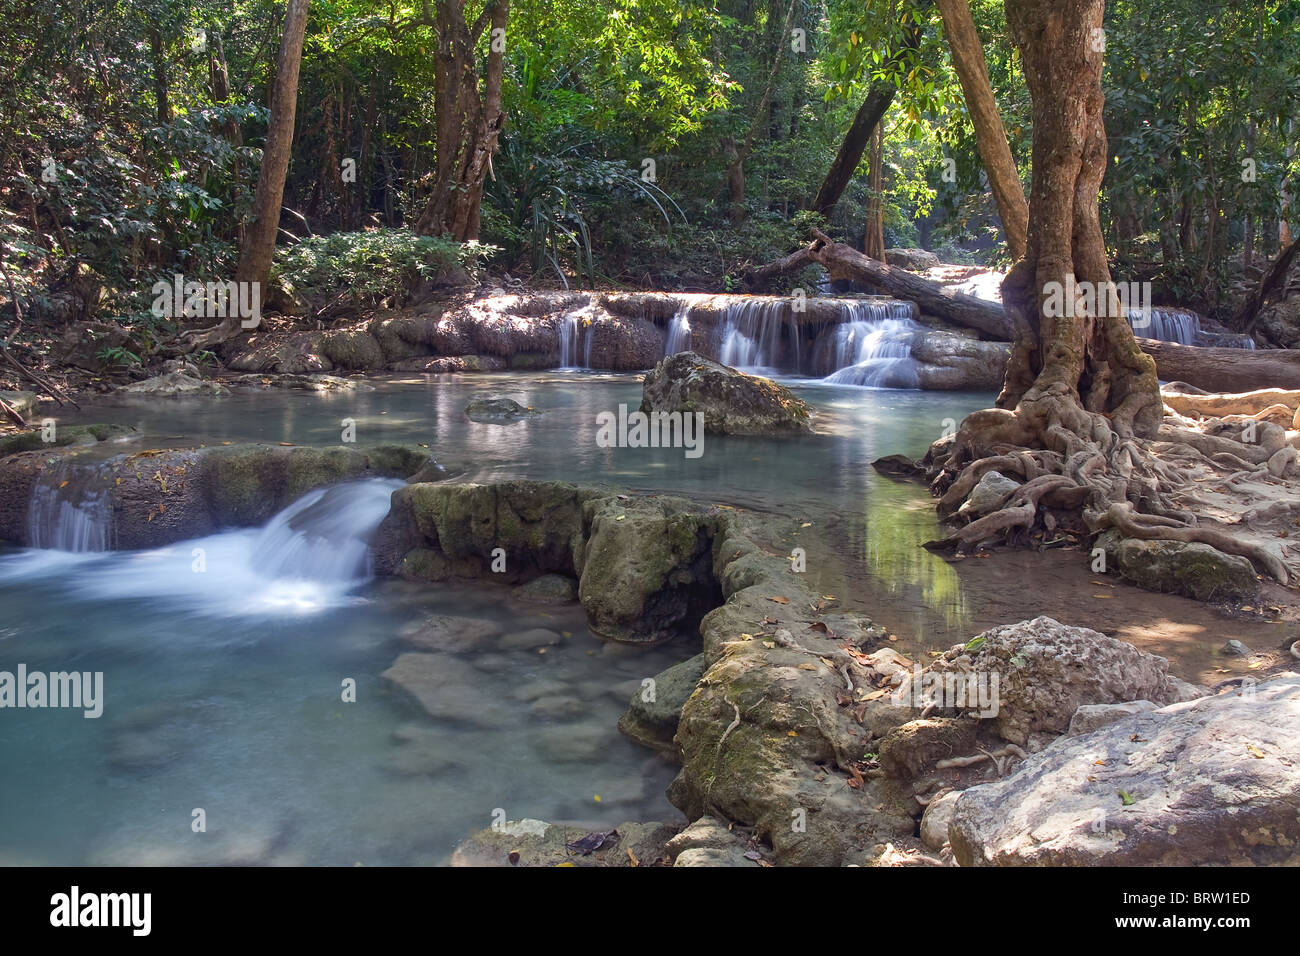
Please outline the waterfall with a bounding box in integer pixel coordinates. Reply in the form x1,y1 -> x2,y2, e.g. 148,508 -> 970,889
665,304 -> 693,355
27,463 -> 112,552
717,299 -> 796,372
558,314 -> 582,368
821,301 -> 921,389
1126,308 -> 1200,345
2,478 -> 402,618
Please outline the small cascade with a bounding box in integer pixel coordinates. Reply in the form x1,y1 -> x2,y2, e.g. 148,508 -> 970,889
1126,308 -> 1200,345
665,304 -> 693,355
0,478 -> 405,618
821,301 -> 921,389
249,481 -> 398,583
27,463 -> 112,552
717,299 -> 796,372
558,314 -> 583,368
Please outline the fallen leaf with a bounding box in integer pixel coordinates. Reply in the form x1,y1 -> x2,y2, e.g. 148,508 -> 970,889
508,851 -> 521,865
767,596 -> 790,605
787,731 -> 798,737
797,662 -> 818,671
565,829 -> 620,855
626,847 -> 639,867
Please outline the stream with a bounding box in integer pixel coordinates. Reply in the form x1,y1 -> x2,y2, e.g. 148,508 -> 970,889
0,371 -> 1280,865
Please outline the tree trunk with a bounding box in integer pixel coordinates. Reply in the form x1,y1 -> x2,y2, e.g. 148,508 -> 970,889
724,0 -> 798,226
809,12 -> 920,220
863,124 -> 885,259
935,0 -> 1028,260
185,0 -> 310,349
415,0 -> 509,241
1231,232 -> 1300,333
149,27 -> 171,124
990,0 -> 1160,444
810,84 -> 896,221
801,228 -> 1015,338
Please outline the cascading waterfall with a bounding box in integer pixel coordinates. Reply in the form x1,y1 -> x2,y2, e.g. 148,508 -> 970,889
718,299 -> 797,372
27,463 -> 112,552
665,304 -> 693,355
1125,307 -> 1256,349
1126,308 -> 1200,345
821,301 -> 921,388
1,478 -> 403,617
558,314 -> 583,368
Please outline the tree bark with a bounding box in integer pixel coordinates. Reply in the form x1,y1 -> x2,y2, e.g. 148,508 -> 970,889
149,27 -> 172,124
992,0 -> 1160,441
237,0 -> 309,291
802,228 -> 1015,338
863,124 -> 885,259
936,0 -> 1028,259
414,0 -> 509,241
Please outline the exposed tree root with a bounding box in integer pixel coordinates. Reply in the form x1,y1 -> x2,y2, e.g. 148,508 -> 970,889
915,391 -> 1298,587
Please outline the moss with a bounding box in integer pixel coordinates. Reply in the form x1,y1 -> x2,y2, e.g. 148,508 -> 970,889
364,443 -> 434,478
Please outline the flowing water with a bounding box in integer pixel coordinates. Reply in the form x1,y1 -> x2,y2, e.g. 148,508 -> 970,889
0,371 -> 1276,865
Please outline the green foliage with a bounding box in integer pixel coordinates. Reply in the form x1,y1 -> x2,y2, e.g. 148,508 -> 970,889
272,229 -> 498,308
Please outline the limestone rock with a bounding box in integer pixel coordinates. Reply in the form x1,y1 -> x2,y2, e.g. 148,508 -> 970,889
640,352 -> 813,436
950,675 -> 1300,866
925,616 -> 1201,746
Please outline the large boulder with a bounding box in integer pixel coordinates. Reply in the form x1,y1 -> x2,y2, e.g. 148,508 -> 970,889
227,332 -> 334,373
319,328 -> 385,369
577,494 -> 718,642
949,674 -> 1300,866
919,616 -> 1204,747
640,352 -> 814,436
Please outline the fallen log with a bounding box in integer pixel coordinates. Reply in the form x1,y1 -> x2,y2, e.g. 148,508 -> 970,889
1136,339 -> 1300,393
802,229 -> 1016,339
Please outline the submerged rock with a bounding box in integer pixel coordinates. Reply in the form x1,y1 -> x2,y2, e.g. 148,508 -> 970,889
640,352 -> 814,436
617,653 -> 706,755
381,653 -> 513,727
397,614 -> 502,653
510,573 -> 578,604
949,674 -> 1300,866
464,396 -> 538,422
1098,532 -> 1260,603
